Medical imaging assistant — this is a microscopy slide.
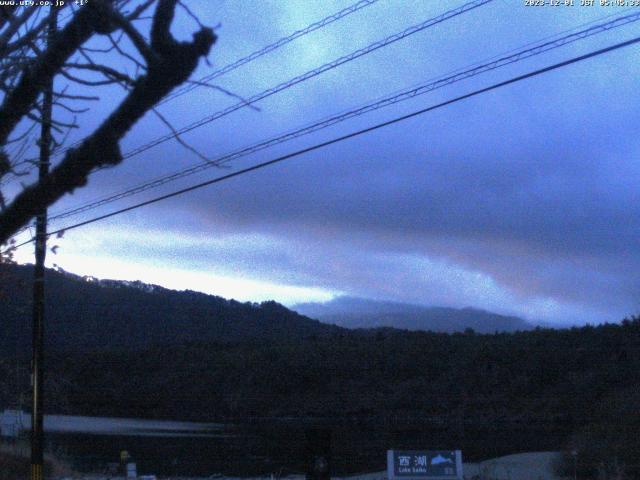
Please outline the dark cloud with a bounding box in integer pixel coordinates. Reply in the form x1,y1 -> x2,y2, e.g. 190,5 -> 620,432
14,1 -> 640,325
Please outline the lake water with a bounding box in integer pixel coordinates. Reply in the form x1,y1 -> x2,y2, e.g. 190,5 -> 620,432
40,420 -> 565,477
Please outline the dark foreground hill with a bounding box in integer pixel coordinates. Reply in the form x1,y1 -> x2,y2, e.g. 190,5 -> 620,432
0,263 -> 342,354
1,263 -> 639,477
293,296 -> 533,333
0,318 -> 635,478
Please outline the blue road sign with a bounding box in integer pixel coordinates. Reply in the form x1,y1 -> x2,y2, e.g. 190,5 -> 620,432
387,450 -> 463,480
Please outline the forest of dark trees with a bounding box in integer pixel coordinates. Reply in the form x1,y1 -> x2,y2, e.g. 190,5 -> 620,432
1,263 -> 639,478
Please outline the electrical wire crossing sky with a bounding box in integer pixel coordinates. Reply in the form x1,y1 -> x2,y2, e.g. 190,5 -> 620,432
7,0 -> 640,326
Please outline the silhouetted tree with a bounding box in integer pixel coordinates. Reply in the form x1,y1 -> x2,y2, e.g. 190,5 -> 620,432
0,0 -> 216,245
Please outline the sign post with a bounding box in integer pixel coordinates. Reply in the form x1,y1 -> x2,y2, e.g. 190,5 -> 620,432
387,450 -> 463,480
305,428 -> 331,480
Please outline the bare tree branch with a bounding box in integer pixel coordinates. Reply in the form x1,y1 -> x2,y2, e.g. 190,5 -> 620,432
152,107 -> 213,164
0,0 -> 216,243
0,6 -> 18,32
0,2 -> 110,145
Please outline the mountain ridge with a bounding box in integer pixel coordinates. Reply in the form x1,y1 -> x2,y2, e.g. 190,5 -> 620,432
0,263 -> 343,354
293,295 -> 533,333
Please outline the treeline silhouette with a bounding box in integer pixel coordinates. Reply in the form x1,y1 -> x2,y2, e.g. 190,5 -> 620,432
1,264 -> 639,477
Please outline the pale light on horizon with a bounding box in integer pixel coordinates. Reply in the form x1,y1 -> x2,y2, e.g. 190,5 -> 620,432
13,248 -> 337,306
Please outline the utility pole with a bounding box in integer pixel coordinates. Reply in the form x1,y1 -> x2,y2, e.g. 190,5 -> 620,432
31,6 -> 57,480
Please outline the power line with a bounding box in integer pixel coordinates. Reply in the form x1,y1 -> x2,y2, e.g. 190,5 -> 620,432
9,0 -> 382,179
45,10 -> 640,224
31,0 -> 381,165
40,0 -> 489,168
6,33 -> 640,255
6,0 -> 496,237
160,0 -> 381,105
120,0 -> 494,160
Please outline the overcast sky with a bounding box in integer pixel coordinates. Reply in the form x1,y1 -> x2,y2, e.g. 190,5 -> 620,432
8,0 -> 640,325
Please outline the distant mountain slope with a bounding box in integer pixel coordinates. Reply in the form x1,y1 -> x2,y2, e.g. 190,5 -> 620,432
293,296 -> 533,333
0,264 -> 342,353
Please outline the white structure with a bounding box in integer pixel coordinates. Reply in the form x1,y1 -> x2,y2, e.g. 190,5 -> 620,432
0,409 -> 27,438
0,409 -> 225,438
126,462 -> 137,478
